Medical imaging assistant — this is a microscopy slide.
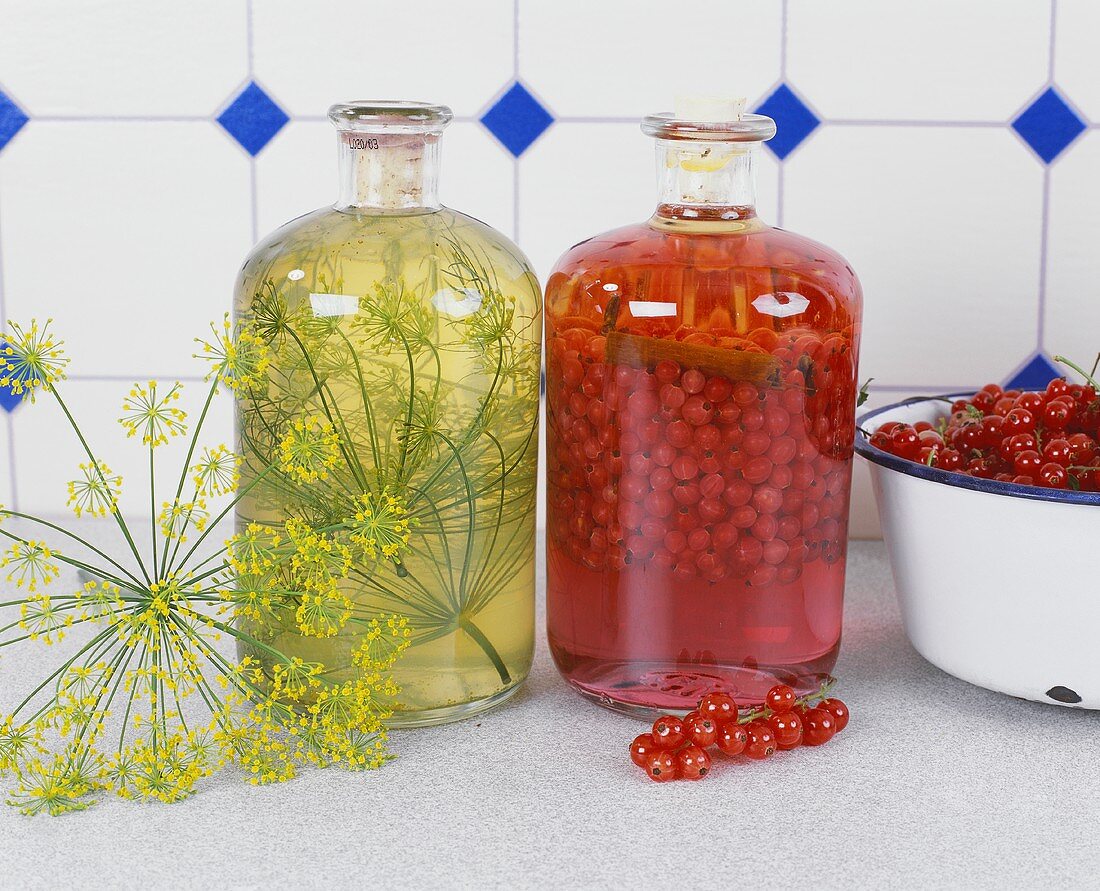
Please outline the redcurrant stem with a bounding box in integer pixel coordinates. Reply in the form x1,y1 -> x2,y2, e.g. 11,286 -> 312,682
736,678 -> 836,725
1053,355 -> 1100,392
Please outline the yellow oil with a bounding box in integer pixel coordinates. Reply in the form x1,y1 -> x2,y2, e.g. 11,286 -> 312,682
233,205 -> 540,725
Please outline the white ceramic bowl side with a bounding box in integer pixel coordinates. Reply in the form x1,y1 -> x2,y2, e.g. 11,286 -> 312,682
857,396 -> 1100,709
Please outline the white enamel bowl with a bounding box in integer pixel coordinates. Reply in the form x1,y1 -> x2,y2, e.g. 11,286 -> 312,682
856,395 -> 1100,709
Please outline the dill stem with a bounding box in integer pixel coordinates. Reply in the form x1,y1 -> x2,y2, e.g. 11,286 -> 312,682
49,384 -> 150,585
0,509 -> 145,589
160,379 -> 219,578
459,617 -> 511,686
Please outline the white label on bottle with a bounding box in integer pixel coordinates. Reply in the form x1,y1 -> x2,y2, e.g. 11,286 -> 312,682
752,292 -> 810,318
431,287 -> 483,319
309,293 -> 359,317
628,300 -> 678,318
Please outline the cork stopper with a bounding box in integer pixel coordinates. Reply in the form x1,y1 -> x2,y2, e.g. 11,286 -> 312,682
329,101 -> 451,211
643,96 -> 770,210
674,95 -> 746,123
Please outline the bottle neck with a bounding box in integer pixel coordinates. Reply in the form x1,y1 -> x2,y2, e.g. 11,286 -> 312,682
335,130 -> 442,212
653,138 -> 758,222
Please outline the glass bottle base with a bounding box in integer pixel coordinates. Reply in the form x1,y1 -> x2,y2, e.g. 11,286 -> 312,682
386,680 -> 524,728
553,651 -> 837,718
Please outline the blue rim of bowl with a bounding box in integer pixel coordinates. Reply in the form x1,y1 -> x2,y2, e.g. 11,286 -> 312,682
855,392 -> 1100,506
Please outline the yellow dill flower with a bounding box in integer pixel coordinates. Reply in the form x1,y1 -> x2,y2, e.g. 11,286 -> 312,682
66,461 -> 121,518
219,571 -> 276,622
278,416 -> 340,483
0,319 -> 69,402
123,735 -> 202,803
0,718 -> 41,772
285,517 -> 352,582
2,540 -> 60,592
194,314 -> 270,391
119,381 -> 187,446
7,757 -> 91,816
74,579 -> 123,623
191,444 -> 241,497
294,586 -> 352,639
227,523 -> 282,575
345,489 -> 415,562
158,499 -> 208,542
58,664 -> 113,706
353,614 -> 411,671
270,658 -> 324,701
21,599 -> 75,644
104,750 -> 140,795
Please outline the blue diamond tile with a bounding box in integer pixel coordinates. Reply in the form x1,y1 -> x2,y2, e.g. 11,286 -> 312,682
754,84 -> 819,160
0,91 -> 29,153
0,385 -> 22,413
1012,87 -> 1085,164
0,342 -> 24,413
480,82 -> 553,157
217,82 -> 289,156
1005,352 -> 1061,390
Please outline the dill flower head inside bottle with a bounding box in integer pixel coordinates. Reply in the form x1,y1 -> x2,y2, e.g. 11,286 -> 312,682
232,101 -> 541,726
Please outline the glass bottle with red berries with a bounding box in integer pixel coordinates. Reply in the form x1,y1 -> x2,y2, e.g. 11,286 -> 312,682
545,97 -> 862,714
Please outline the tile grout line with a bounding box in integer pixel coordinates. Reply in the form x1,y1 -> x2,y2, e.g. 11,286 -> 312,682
33,115 -> 213,123
250,161 -> 259,244
780,0 -> 789,77
776,0 -> 788,227
825,119 -> 1006,128
1037,0 -> 1055,351
1036,167 -> 1051,350
513,0 -> 520,80
776,166 -> 785,228
1047,0 -> 1058,83
0,176 -> 16,511
246,0 -> 259,244
513,160 -> 520,244
246,0 -> 256,75
512,0 -> 521,244
69,375 -> 208,383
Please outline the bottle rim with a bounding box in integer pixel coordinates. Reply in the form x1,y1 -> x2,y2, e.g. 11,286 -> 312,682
328,101 -> 454,132
641,112 -> 776,143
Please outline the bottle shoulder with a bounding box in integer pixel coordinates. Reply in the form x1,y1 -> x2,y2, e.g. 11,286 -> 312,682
549,219 -> 859,297
545,217 -> 860,340
236,205 -> 540,307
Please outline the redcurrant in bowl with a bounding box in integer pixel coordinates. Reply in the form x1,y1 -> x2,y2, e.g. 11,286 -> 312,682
856,394 -> 1100,710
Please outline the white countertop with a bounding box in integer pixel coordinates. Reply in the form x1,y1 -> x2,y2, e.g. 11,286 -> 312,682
1,539 -> 1097,890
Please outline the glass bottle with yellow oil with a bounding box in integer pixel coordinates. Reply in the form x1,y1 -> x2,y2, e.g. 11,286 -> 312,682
233,102 -> 541,726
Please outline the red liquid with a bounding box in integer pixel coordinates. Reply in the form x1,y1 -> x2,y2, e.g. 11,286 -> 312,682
545,211 -> 862,713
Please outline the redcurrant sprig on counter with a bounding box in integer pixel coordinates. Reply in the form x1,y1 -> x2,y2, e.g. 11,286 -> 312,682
629,681 -> 850,782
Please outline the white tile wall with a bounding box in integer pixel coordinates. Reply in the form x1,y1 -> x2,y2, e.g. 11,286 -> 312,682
0,0 -> 1095,537
1045,131 -> 1100,364
0,1 -> 248,117
788,0 -> 1050,122
784,124 -> 1044,388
